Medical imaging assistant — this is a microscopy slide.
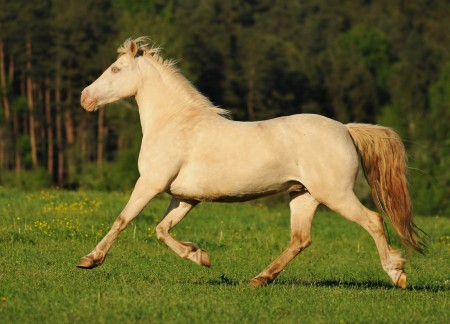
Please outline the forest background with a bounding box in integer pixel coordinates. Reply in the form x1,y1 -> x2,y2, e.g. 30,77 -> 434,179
0,0 -> 448,216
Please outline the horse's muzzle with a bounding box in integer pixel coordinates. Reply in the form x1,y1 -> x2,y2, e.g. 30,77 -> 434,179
80,88 -> 98,111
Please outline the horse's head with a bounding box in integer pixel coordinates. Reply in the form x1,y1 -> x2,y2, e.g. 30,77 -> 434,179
81,39 -> 143,111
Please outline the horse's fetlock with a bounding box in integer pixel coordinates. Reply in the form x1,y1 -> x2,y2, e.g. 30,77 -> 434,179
296,239 -> 312,253
93,251 -> 104,261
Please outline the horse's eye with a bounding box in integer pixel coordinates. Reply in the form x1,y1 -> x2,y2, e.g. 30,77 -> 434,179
111,66 -> 120,73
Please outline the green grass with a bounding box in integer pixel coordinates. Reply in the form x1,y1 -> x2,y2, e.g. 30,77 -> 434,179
0,188 -> 449,323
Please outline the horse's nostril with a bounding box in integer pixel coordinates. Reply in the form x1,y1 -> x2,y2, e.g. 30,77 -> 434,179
81,88 -> 89,104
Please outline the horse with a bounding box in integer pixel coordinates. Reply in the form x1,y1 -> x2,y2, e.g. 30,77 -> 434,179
78,37 -> 423,288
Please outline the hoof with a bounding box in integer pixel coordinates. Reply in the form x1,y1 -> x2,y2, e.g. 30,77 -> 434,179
249,277 -> 269,288
200,250 -> 211,268
76,256 -> 96,269
192,248 -> 211,267
396,272 -> 407,289
76,253 -> 104,269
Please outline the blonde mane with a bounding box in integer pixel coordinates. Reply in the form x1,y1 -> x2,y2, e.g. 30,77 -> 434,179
118,37 -> 176,68
118,37 -> 230,117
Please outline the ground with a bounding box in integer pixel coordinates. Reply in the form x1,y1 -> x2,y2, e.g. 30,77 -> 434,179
0,188 -> 448,323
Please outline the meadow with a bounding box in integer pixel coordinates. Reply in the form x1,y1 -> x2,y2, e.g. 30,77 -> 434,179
0,187 -> 448,323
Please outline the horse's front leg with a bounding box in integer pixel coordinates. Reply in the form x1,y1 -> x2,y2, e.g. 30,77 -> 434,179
156,197 -> 210,267
77,177 -> 160,269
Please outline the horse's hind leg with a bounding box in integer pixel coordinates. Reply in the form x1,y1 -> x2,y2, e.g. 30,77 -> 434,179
156,197 -> 211,267
324,192 -> 407,288
250,191 -> 319,287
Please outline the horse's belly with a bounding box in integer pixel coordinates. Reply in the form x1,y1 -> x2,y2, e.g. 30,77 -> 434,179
167,166 -> 305,202
168,183 -> 304,202
210,181 -> 305,202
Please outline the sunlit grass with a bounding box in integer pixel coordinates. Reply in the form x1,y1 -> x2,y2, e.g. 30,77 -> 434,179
0,188 -> 448,323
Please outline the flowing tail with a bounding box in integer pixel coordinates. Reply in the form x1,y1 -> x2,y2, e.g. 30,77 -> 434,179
346,123 -> 424,253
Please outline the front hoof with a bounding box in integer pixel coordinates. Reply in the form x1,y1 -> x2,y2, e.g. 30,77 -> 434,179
395,272 -> 407,289
196,249 -> 211,267
76,253 -> 104,269
249,277 -> 269,288
199,250 -> 211,268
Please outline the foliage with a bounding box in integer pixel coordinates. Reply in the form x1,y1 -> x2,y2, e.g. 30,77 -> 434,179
0,0 -> 449,215
337,26 -> 393,89
0,168 -> 52,190
411,63 -> 450,215
328,26 -> 393,122
0,189 -> 448,322
77,150 -> 139,191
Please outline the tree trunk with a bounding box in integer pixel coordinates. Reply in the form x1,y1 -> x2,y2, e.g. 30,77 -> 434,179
64,110 -> 75,145
97,108 -> 104,168
0,39 -> 11,170
77,117 -> 87,164
6,53 -> 18,172
26,33 -> 38,168
246,67 -> 255,121
0,39 -> 11,121
55,70 -> 64,188
38,87 -> 45,159
45,77 -> 54,176
64,75 -> 75,145
8,53 -> 14,84
13,107 -> 21,174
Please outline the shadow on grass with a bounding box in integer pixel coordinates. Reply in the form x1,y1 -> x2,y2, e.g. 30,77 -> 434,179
274,278 -> 449,292
207,274 -> 241,286
274,278 -> 395,289
202,275 -> 448,292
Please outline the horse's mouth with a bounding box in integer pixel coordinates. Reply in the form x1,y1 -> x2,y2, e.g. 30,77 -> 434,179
81,93 -> 98,111
81,98 -> 98,112
80,88 -> 99,112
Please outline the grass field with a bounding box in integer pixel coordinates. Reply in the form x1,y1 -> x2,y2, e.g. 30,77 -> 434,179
0,188 -> 449,323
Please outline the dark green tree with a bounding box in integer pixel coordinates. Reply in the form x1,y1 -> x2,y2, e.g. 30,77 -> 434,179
411,63 -> 450,214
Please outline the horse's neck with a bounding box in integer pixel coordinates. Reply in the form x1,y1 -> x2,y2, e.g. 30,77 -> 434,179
135,90 -> 169,134
135,61 -> 215,134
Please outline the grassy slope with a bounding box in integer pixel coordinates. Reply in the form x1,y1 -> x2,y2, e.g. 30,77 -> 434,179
0,188 -> 449,323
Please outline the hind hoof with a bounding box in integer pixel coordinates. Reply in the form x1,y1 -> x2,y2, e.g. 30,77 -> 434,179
396,272 -> 407,288
76,256 -> 96,269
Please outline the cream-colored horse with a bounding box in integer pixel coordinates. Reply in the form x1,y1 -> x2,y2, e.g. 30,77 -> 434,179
79,37 -> 423,288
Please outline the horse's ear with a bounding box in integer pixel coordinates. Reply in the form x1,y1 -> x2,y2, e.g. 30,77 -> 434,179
129,40 -> 138,57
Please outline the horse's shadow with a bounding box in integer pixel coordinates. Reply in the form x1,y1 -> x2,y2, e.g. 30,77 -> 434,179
206,275 -> 448,292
